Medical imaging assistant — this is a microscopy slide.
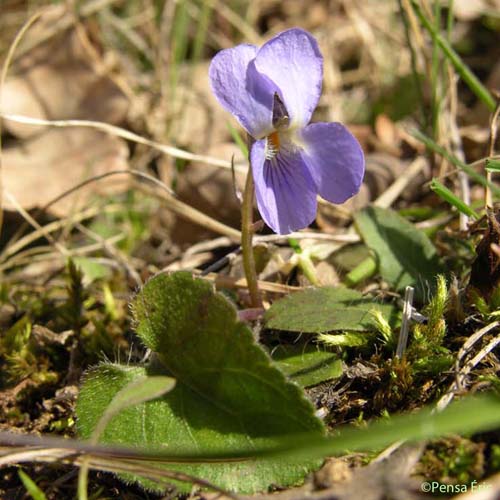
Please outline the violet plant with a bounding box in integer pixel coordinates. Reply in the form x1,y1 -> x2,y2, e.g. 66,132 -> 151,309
209,28 -> 365,306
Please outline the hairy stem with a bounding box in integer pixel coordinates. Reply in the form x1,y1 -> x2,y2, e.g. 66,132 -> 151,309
241,163 -> 262,308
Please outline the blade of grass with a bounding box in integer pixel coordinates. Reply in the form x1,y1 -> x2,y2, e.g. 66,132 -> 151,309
268,394 -> 500,461
486,159 -> 500,172
411,128 -> 500,197
4,395 -> 500,465
170,0 -> 190,97
397,0 -> 426,127
446,0 -> 455,38
431,0 -> 442,139
410,0 -> 495,111
192,0 -> 213,64
227,121 -> 249,157
431,178 -> 480,220
18,469 -> 47,500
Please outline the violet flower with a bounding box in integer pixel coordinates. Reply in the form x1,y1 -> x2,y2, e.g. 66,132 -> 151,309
209,28 -> 365,234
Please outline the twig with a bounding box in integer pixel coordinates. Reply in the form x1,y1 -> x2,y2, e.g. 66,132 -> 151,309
486,99 -> 500,208
198,272 -> 302,295
75,222 -> 142,287
3,191 -> 69,257
436,322 -> 500,411
257,232 -> 359,244
137,182 -> 241,241
1,164 -> 240,257
0,236 -> 126,275
0,168 -> 173,265
0,446 -> 237,499
373,157 -> 428,209
0,113 -> 246,172
0,205 -> 105,263
448,69 -> 471,230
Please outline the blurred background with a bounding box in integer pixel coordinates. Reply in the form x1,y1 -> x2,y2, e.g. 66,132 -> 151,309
1,0 -> 498,261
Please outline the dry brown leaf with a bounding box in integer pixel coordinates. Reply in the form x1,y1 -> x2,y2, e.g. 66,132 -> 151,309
1,26 -> 128,138
2,128 -> 129,216
0,14 -> 130,217
314,445 -> 424,500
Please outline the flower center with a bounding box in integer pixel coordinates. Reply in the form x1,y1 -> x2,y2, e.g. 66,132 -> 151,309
265,131 -> 281,160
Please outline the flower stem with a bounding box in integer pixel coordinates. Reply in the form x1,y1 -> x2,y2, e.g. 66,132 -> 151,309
241,163 -> 262,308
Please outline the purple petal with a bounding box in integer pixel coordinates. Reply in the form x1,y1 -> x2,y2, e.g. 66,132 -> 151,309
254,28 -> 323,129
250,139 -> 318,234
209,44 -> 276,138
300,122 -> 365,203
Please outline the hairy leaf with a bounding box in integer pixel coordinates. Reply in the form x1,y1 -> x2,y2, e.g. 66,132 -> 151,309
77,272 -> 324,494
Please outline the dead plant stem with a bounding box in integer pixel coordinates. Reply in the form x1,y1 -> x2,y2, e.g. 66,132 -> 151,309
486,100 -> 500,208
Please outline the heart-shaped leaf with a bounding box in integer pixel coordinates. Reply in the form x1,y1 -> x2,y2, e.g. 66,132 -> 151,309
354,206 -> 444,300
77,272 -> 324,494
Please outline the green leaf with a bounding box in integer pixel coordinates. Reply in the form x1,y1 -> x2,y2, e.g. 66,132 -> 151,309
18,470 -> 47,500
271,344 -> 343,387
264,286 -> 396,333
77,272 -> 324,494
354,206 -> 444,300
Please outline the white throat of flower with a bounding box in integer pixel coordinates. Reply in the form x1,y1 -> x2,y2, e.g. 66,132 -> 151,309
265,128 -> 301,162
265,92 -> 294,162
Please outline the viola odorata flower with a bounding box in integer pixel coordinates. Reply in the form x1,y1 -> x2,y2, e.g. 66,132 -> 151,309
209,28 -> 365,234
